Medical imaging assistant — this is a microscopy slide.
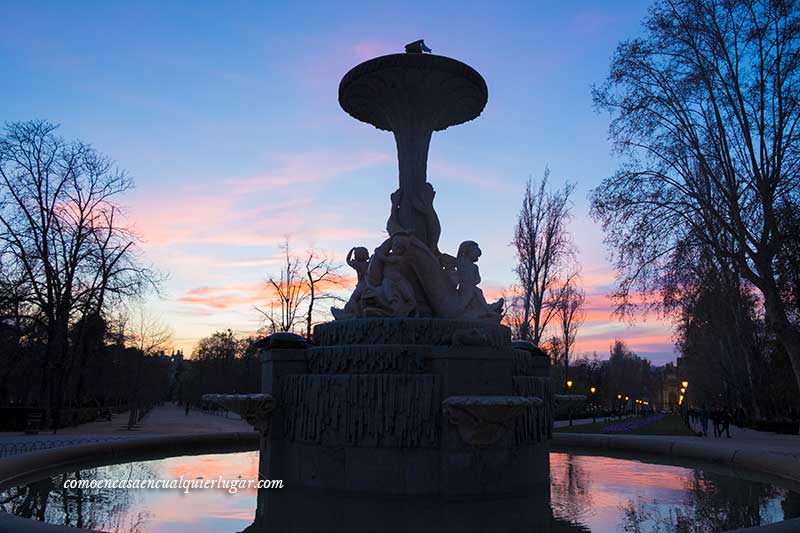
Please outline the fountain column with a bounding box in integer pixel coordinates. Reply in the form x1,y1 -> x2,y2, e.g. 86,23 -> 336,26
338,46 -> 488,248
256,42 -> 552,497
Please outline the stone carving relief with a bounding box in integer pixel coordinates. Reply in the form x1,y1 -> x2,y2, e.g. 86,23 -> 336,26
442,395 -> 537,447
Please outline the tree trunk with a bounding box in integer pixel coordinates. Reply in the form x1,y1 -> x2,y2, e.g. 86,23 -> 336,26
761,286 -> 800,419
771,320 -> 800,406
306,284 -> 315,340
127,350 -> 145,430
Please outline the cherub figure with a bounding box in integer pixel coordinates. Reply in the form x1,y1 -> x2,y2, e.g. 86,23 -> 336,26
456,241 -> 483,291
367,233 -> 411,287
456,240 -> 503,318
347,246 -> 370,283
362,233 -> 416,317
331,246 -> 370,319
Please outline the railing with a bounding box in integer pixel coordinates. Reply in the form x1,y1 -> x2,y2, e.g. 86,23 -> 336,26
0,436 -> 131,459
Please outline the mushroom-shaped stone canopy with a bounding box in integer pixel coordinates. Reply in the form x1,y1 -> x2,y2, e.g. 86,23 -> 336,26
339,53 -> 488,133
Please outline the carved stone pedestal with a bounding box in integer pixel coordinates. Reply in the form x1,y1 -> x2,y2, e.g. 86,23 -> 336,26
258,318 -> 552,497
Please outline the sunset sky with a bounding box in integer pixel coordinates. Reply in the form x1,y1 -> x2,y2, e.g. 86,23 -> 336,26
0,0 -> 678,363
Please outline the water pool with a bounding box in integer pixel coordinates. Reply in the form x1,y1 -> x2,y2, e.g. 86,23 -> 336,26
1,450 -> 797,532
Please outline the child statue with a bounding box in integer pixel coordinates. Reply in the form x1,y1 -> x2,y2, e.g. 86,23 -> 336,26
456,240 -> 504,319
347,246 -> 370,283
331,246 -> 370,319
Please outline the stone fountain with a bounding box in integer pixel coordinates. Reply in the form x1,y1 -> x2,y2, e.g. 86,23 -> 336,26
232,41 -> 554,498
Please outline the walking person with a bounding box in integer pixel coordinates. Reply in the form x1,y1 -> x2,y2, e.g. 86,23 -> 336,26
700,404 -> 709,437
711,408 -> 722,437
721,410 -> 732,438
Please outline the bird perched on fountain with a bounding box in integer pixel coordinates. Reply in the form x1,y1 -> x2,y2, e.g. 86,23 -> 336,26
405,39 -> 431,53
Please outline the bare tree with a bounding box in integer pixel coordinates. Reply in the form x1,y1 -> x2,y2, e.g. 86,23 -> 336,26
123,304 -> 172,429
590,0 -> 800,398
511,168 -> 578,344
257,240 -> 308,334
557,282 -> 585,386
257,240 -> 344,337
126,305 -> 173,357
0,120 -> 158,428
304,249 -> 343,340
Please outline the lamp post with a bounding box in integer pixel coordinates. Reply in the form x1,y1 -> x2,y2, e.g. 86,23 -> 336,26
566,380 -> 574,426
590,386 -> 597,423
680,381 -> 689,427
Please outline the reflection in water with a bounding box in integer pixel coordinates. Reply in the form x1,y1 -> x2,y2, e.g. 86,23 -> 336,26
1,462 -> 155,532
549,453 -> 799,532
619,469 -> 787,532
246,487 -> 589,533
0,451 -> 796,533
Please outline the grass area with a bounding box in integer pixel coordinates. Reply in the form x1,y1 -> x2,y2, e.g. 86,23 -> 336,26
555,415 -> 699,437
631,415 -> 698,436
555,417 -> 633,434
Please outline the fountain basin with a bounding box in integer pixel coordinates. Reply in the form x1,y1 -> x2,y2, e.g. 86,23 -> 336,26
2,442 -> 799,533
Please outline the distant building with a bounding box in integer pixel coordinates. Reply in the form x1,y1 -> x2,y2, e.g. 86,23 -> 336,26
651,362 -> 681,411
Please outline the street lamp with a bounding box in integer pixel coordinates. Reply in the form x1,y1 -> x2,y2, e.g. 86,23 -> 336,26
680,381 -> 689,427
590,387 -> 597,422
566,380 -> 574,426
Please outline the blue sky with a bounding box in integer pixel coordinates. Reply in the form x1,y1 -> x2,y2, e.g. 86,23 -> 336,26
0,0 -> 677,363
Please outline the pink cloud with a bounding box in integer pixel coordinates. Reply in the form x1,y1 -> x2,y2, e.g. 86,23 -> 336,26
227,150 -> 390,194
130,193 -> 370,250
177,272 -> 356,313
128,148 -> 390,250
177,282 -> 268,310
481,280 -> 509,302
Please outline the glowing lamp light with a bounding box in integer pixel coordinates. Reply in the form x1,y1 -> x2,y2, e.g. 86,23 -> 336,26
682,381 -> 689,389
617,394 -> 622,400
625,396 -> 630,401
680,387 -> 686,394
590,387 -> 596,394
566,380 -> 573,389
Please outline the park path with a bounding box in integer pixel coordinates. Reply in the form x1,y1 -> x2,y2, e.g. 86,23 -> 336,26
554,415 -> 799,457
0,404 -> 250,458
685,420 -> 800,456
3,405 -> 796,459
